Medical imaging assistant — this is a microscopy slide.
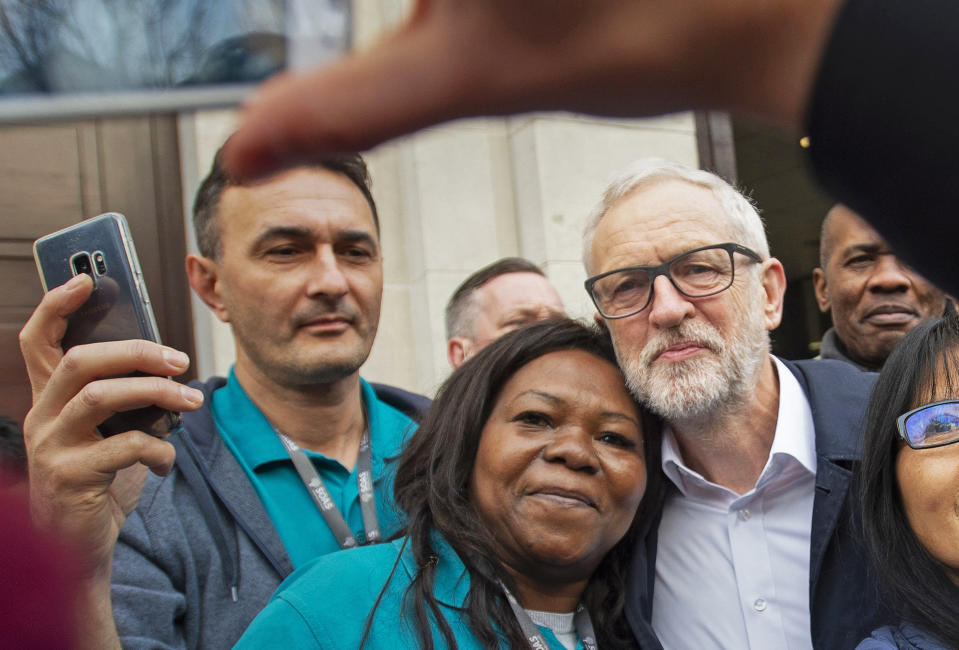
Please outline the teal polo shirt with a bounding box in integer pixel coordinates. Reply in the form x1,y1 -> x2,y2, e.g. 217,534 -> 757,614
211,369 -> 416,568
237,532 -> 587,649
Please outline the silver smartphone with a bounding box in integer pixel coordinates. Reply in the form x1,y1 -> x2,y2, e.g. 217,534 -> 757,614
0,0 -> 350,123
33,212 -> 182,437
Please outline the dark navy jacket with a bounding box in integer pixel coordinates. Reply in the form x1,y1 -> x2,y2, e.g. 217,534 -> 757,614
625,358 -> 889,650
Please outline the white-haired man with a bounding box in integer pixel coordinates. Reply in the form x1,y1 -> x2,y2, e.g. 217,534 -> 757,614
583,159 -> 888,649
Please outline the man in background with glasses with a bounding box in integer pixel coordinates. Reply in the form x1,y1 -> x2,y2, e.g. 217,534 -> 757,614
582,159 -> 888,649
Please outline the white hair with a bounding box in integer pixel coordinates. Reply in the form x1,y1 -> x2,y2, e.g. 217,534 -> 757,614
582,158 -> 769,273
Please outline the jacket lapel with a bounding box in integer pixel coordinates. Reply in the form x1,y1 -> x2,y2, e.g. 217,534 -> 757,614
781,358 -> 874,599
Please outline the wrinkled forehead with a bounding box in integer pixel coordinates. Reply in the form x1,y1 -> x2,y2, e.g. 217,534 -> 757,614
826,206 -> 887,251
219,168 -> 377,241
480,273 -> 563,309
592,180 -> 736,271
498,348 -> 641,421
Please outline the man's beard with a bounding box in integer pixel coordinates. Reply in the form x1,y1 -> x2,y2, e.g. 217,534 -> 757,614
230,301 -> 376,388
616,307 -> 769,422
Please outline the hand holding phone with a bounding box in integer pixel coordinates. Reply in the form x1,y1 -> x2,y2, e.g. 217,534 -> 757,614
19,271 -> 202,613
33,213 -> 183,437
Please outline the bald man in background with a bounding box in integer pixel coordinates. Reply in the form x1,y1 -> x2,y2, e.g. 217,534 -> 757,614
813,204 -> 947,371
445,257 -> 564,367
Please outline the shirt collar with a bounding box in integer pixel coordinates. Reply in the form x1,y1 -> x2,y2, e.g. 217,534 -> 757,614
661,356 -> 817,496
768,356 -> 818,476
399,531 -> 471,607
213,368 -> 288,470
213,368 -> 388,474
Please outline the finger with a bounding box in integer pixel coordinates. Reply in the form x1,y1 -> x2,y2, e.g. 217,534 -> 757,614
28,432 -> 176,533
222,0 -> 665,179
95,432 -> 177,481
52,376 -> 203,444
47,431 -> 177,487
20,274 -> 94,399
112,464 -> 150,516
34,339 -> 192,421
223,12 -> 474,179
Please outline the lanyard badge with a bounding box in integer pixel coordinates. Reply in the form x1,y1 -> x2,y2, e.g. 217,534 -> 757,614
276,429 -> 380,549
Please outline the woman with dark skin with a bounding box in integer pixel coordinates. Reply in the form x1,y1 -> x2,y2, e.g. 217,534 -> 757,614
237,318 -> 663,649
857,310 -> 959,649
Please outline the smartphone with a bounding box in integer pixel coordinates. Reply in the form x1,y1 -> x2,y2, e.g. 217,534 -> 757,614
33,213 -> 182,437
0,0 -> 350,123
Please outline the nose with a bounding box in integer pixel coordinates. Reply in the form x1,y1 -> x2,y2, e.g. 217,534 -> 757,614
867,255 -> 911,293
542,427 -> 600,473
646,275 -> 695,329
305,247 -> 349,299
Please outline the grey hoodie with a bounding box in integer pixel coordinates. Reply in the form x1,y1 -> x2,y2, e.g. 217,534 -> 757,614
111,377 -> 428,649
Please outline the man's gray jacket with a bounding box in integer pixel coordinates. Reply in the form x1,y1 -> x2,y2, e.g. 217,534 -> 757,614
111,377 -> 429,650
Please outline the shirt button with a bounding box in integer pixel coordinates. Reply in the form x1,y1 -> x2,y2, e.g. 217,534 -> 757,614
738,508 -> 751,521
753,598 -> 767,612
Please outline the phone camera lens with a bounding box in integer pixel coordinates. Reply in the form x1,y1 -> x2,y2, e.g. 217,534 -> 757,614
93,252 -> 107,275
72,253 -> 93,277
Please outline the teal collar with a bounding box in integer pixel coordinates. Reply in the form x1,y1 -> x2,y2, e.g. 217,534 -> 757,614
395,532 -> 583,650
398,532 -> 471,607
212,369 -> 395,480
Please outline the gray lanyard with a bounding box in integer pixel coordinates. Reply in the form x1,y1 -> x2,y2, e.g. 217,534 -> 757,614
274,429 -> 380,549
500,582 -> 598,650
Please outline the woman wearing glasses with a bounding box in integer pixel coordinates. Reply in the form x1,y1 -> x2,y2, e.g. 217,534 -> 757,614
857,309 -> 959,648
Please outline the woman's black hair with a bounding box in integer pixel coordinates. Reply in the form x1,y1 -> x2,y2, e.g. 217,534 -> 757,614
857,310 -> 959,642
364,317 -> 663,649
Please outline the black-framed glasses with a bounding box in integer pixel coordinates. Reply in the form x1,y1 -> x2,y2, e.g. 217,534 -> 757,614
584,243 -> 763,319
897,399 -> 959,449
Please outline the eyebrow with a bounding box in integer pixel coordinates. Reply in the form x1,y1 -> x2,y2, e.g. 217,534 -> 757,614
250,226 -> 378,252
501,307 -> 556,320
337,230 -> 379,250
512,389 -> 640,426
841,242 -> 884,257
251,225 -> 311,249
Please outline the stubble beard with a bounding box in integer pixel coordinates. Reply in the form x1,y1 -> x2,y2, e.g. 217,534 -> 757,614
616,306 -> 769,423
231,307 -> 377,389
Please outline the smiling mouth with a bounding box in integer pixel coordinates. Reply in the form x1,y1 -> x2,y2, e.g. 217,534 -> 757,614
529,489 -> 597,509
863,305 -> 918,327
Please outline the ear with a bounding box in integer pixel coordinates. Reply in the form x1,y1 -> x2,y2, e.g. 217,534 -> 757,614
185,254 -> 230,323
448,337 -> 469,368
812,267 -> 831,313
759,258 -> 787,331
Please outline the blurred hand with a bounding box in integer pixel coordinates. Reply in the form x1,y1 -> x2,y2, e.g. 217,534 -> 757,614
20,274 -> 204,579
224,0 -> 841,179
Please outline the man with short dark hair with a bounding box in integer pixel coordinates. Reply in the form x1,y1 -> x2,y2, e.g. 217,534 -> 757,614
20,145 -> 426,649
583,159 -> 887,649
813,204 -> 946,371
445,257 -> 564,367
